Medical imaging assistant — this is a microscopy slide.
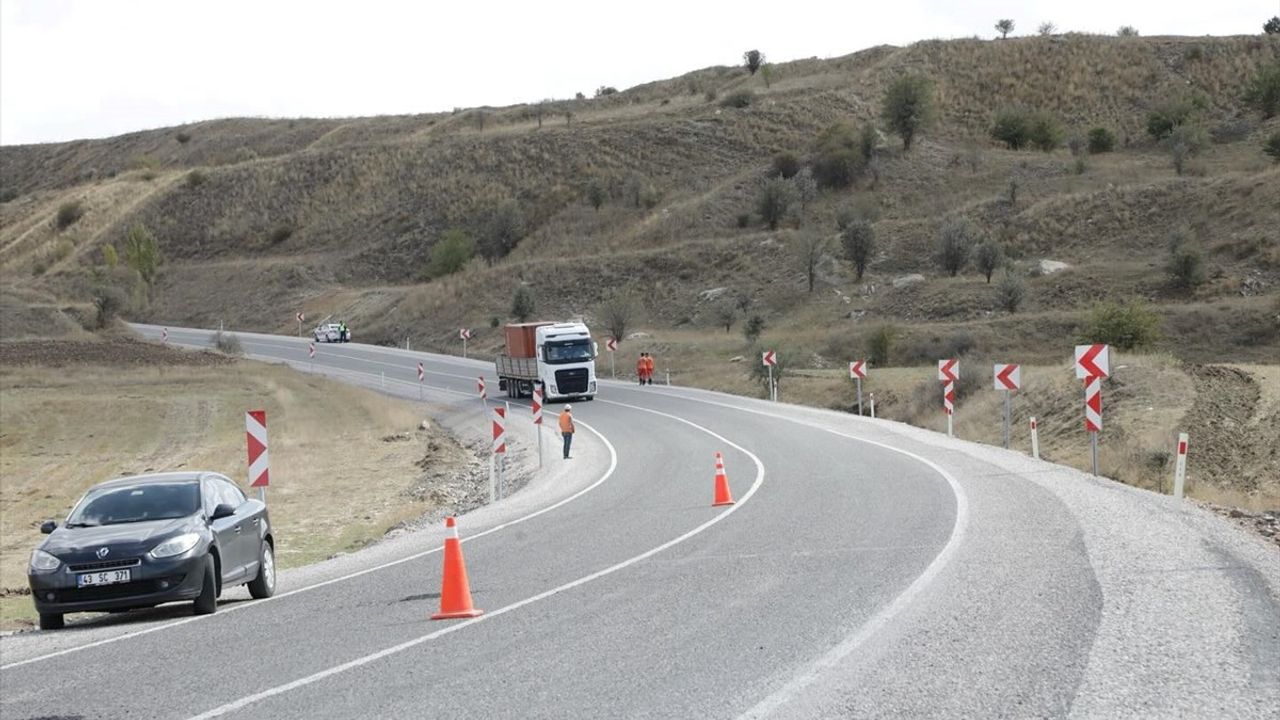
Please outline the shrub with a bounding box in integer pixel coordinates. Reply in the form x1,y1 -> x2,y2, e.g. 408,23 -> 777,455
757,178 -> 795,230
991,110 -> 1031,149
997,273 -> 1026,312
1080,300 -> 1161,350
867,325 -> 895,366
56,200 -> 84,230
268,225 -> 293,244
811,122 -> 866,188
1243,62 -> 1280,119
771,152 -> 801,179
995,19 -> 1014,38
52,238 -> 74,263
511,287 -> 535,321
760,64 -> 774,88
478,200 -> 524,262
585,178 -> 606,211
1117,25 -> 1139,37
704,89 -> 718,102
1166,235 -> 1206,289
839,217 -> 875,281
0,188 -> 18,203
1073,156 -> 1088,175
1166,123 -> 1208,175
880,73 -> 935,151
31,261 -> 46,276
1067,135 -> 1085,156
425,229 -> 474,278
937,217 -> 973,277
595,86 -> 618,97
102,244 -> 118,268
720,89 -> 754,109
743,314 -> 765,343
1146,97 -> 1201,140
975,240 -> 1003,282
92,285 -> 128,328
213,331 -> 244,356
175,131 -> 192,144
1027,112 -> 1063,151
1087,127 -> 1116,153
1265,132 -> 1280,163
184,170 -> 207,188
1266,16 -> 1280,34
743,49 -> 765,75
736,213 -> 751,228
490,316 -> 501,328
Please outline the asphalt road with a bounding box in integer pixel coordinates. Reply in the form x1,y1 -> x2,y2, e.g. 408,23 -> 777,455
1,326 -> 1276,719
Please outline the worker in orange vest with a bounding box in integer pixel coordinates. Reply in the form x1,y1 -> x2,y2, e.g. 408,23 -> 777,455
558,405 -> 575,459
636,353 -> 647,386
643,352 -> 655,385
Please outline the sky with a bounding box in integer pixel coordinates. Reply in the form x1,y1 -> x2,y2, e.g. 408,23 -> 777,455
1,0 -> 1275,145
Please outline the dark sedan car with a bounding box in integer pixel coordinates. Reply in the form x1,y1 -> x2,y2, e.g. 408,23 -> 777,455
28,471 -> 275,630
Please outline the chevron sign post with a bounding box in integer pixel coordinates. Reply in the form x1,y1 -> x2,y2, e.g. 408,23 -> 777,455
849,360 -> 867,416
490,406 -> 507,501
762,350 -> 778,402
460,328 -> 472,358
938,359 -> 959,437
532,387 -> 544,468
1075,344 -> 1110,476
606,337 -> 618,378
245,410 -> 269,502
994,363 -> 1020,449
416,362 -> 425,400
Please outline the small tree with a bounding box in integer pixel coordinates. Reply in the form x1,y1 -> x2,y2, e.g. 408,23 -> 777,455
122,222 -> 161,287
1027,112 -> 1063,152
760,64 -> 774,88
991,110 -> 1031,150
867,325 -> 895,366
1266,16 -> 1280,34
56,201 -> 84,230
792,168 -> 817,214
479,200 -> 524,262
597,291 -> 637,343
585,178 -> 606,211
811,122 -> 867,188
1117,25 -> 1139,37
1264,131 -> 1280,163
937,218 -> 973,277
758,178 -> 795,231
996,273 -> 1026,312
880,74 -> 936,151
975,240 -> 1004,283
426,229 -> 474,278
772,152 -> 801,179
743,314 -> 765,343
995,19 -> 1015,38
511,287 -> 536,321
1166,231 -> 1206,290
793,231 -> 830,293
1166,123 -> 1208,175
1087,127 -> 1116,153
92,285 -> 128,329
839,218 -> 875,281
1243,62 -> 1280,119
1038,21 -> 1056,36
743,49 -> 765,75
1081,300 -> 1161,350
714,302 -> 737,332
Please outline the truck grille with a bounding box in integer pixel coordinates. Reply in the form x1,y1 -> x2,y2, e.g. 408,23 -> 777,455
554,368 -> 589,394
68,558 -> 141,573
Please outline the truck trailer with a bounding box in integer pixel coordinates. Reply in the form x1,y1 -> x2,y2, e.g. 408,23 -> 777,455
496,321 -> 599,401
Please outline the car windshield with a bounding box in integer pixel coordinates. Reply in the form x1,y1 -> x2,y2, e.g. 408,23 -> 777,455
66,482 -> 201,526
544,339 -> 595,364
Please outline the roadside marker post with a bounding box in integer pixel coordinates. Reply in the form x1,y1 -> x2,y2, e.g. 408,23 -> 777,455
494,405 -> 508,499
1173,432 -> 1189,500
1030,417 -> 1040,460
161,328 -> 168,343
245,410 -> 269,504
994,363 -> 1021,449
532,387 -> 544,469
762,351 -> 778,402
1075,344 -> 1110,476
606,337 -> 618,379
460,328 -> 472,358
296,312 -> 304,338
938,359 -> 959,437
869,393 -> 876,419
416,362 -> 425,400
849,360 -> 867,416
308,342 -> 315,372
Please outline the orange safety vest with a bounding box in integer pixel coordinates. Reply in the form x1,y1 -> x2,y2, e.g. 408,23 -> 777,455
637,358 -> 647,374
558,412 -> 574,434
644,356 -> 655,373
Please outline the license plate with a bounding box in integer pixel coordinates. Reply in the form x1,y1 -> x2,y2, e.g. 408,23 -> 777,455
77,569 -> 131,587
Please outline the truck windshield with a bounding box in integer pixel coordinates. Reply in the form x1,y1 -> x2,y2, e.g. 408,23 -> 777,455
544,339 -> 595,364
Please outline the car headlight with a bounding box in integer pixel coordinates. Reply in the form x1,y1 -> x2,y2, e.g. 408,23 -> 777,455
149,533 -> 201,559
29,549 -> 61,573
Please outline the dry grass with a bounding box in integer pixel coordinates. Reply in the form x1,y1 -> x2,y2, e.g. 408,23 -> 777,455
0,361 -> 449,630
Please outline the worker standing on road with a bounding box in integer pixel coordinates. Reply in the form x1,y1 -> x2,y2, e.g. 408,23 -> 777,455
644,352 -> 655,385
559,405 -> 575,459
636,353 -> 647,386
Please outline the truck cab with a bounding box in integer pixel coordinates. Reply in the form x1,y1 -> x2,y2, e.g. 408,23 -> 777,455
495,321 -> 598,401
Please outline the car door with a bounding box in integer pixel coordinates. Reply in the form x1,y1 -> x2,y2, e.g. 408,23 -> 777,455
215,477 -> 259,580
203,477 -> 245,584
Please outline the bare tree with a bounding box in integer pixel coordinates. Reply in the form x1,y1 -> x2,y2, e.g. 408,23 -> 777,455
597,291 -> 637,343
792,231 -> 831,293
714,301 -> 737,332
839,218 -> 875,281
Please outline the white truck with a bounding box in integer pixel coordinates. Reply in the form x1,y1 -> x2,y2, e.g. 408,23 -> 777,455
496,321 -> 599,401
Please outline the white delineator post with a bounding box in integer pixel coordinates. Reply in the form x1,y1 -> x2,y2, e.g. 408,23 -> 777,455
532,387 -> 544,469
246,410 -> 269,503
308,342 -> 315,372
416,362 -> 425,401
869,393 -> 876,419
1173,432 -> 1189,500
161,327 -> 168,343
1030,416 -> 1040,460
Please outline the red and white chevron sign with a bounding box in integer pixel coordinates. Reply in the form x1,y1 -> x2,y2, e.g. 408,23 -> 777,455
532,387 -> 543,425
937,358 -> 959,382
993,363 -> 1021,391
296,312 -> 304,323
849,360 -> 867,379
1084,376 -> 1102,432
308,342 -> 315,359
477,376 -> 486,400
492,406 -> 506,454
245,410 -> 269,488
161,328 -> 168,343
460,328 -> 472,341
606,337 -> 618,352
762,350 -> 777,367
416,362 -> 425,382
1075,344 -> 1110,379
943,381 -> 956,416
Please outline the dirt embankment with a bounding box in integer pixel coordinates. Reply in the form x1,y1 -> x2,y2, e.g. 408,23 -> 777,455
0,337 -> 232,367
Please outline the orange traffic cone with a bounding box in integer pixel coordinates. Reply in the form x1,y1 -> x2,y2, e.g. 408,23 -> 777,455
712,452 -> 735,507
430,517 -> 484,620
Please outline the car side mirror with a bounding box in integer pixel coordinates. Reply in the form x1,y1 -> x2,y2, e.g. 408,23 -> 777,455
210,504 -> 236,521
40,520 -> 57,534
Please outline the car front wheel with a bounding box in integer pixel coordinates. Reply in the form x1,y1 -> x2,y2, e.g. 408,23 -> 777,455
247,541 -> 275,599
193,556 -> 217,615
38,612 -> 64,631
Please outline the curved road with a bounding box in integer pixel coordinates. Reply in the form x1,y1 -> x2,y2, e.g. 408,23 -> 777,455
1,326 -> 1276,719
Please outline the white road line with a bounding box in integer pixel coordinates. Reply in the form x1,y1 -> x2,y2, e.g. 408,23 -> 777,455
0,396 -> 614,672
185,401 -> 767,719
